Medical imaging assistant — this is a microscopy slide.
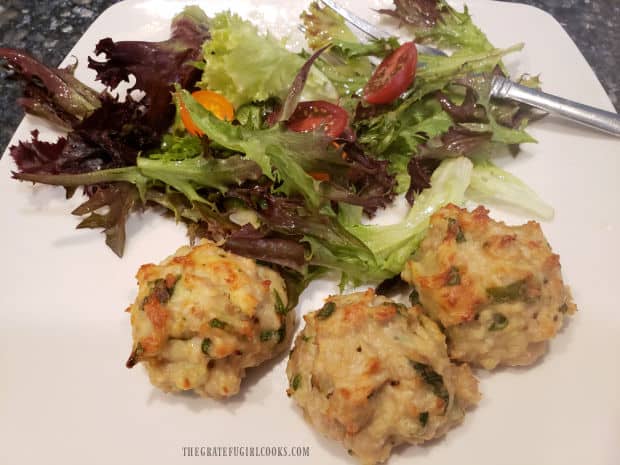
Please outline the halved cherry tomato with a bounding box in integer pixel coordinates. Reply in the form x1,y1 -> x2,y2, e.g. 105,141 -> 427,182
179,89 -> 235,136
363,42 -> 418,105
287,100 -> 349,138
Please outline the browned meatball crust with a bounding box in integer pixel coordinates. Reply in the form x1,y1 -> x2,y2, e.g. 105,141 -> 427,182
402,204 -> 576,369
287,289 -> 479,464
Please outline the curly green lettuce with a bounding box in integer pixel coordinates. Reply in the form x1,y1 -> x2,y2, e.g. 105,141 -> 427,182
378,0 -> 494,52
198,11 -> 336,107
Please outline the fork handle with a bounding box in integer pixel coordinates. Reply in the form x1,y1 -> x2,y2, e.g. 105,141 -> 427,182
491,76 -> 620,136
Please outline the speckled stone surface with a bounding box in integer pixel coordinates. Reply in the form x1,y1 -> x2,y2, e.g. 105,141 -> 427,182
0,0 -> 618,152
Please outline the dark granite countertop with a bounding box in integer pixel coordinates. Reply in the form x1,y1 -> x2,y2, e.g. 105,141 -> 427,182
1,0 -> 618,152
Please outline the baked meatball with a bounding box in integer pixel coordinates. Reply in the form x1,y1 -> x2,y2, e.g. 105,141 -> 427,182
126,240 -> 293,398
286,289 -> 479,465
402,204 -> 576,370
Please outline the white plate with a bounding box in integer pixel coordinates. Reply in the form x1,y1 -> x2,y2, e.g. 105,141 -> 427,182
1,1 -> 619,464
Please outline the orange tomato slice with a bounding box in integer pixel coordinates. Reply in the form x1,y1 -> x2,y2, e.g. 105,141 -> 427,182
179,90 -> 235,136
309,172 -> 330,182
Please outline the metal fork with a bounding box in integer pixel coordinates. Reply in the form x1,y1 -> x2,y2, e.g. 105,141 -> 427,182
319,0 -> 620,137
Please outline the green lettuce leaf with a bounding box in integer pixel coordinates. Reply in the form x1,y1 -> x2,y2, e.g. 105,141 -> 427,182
378,0 -> 494,53
357,97 -> 453,160
356,44 -> 523,155
301,1 -> 361,50
347,156 -> 473,275
148,133 -> 203,161
413,44 -> 523,102
180,90 -> 395,215
466,159 -> 554,220
330,38 -> 400,60
235,103 -> 266,130
301,1 -> 387,97
354,46 -> 529,196
355,95 -> 454,193
452,73 -> 536,145
14,152 -> 262,206
199,11 -> 336,107
180,90 -> 324,209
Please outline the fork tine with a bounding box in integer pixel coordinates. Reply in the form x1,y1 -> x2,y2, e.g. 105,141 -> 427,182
318,0 -> 448,57
415,44 -> 448,57
319,0 -> 387,40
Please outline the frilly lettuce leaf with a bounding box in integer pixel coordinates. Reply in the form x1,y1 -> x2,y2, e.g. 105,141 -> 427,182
357,97 -> 453,163
89,5 -> 211,135
301,0 -> 360,50
300,1 -> 396,98
179,90 -> 395,215
378,0 -> 494,52
199,11 -> 336,107
180,90 -> 323,209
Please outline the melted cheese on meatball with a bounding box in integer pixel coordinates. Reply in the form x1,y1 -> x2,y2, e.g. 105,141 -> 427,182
126,240 -> 293,398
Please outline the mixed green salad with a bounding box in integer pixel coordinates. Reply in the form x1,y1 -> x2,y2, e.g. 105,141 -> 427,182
0,0 -> 552,301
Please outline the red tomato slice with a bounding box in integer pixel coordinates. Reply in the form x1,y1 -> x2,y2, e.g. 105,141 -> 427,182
363,42 -> 418,105
287,101 -> 349,138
